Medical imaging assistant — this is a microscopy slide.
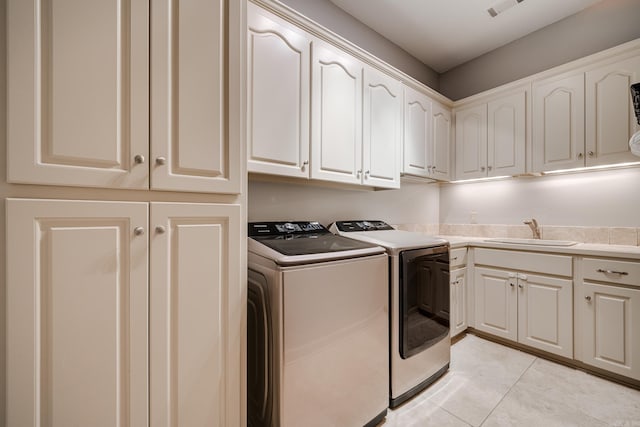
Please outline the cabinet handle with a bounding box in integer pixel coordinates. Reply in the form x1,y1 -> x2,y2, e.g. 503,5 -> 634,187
155,226 -> 166,234
480,166 -> 486,172
134,154 -> 145,164
134,226 -> 145,236
364,170 -> 370,179
597,268 -> 629,276
451,257 -> 458,261
578,152 -> 584,159
356,170 -> 362,179
301,160 -> 309,171
156,156 -> 167,165
509,282 -> 515,287
518,283 -> 524,289
585,296 -> 592,302
588,151 -> 594,157
487,165 -> 493,171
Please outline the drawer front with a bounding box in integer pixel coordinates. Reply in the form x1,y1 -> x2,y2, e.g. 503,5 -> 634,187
474,248 -> 572,277
583,258 -> 640,287
450,247 -> 467,268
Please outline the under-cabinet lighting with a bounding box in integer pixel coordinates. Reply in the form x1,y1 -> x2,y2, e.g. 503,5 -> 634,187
542,161 -> 640,175
450,175 -> 511,184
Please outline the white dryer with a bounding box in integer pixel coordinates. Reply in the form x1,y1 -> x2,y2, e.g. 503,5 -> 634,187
247,221 -> 389,427
330,220 -> 451,408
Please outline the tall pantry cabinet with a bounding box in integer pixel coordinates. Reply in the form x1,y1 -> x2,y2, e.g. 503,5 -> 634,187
3,1 -> 247,426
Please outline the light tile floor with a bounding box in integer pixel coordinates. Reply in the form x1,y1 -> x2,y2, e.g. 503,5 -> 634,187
381,334 -> 640,427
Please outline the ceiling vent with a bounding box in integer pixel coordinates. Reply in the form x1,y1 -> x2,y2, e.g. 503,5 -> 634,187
488,0 -> 525,17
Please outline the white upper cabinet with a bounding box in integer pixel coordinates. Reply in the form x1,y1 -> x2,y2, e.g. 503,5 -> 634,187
585,55 -> 640,167
455,104 -> 488,180
311,40 -> 364,185
363,66 -> 403,189
532,73 -> 585,172
403,86 -> 433,177
151,0 -> 241,193
455,89 -> 526,180
432,101 -> 453,181
247,3 -> 311,178
7,0 -> 241,194
487,91 -> 526,177
404,87 -> 452,181
7,0 -> 150,189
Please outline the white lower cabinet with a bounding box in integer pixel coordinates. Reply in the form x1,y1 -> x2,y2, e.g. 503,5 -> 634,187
450,247 -> 468,337
577,258 -> 640,381
474,249 -> 573,358
6,198 -> 242,427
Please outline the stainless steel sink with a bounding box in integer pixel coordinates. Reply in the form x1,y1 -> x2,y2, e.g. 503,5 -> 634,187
484,238 -> 577,246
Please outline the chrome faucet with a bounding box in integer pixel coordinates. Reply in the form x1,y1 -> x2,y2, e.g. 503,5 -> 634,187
523,218 -> 541,239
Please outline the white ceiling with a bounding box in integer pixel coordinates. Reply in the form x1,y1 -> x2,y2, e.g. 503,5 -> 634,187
328,0 -> 604,73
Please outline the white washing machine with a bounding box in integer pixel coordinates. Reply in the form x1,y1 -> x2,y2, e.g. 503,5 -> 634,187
330,220 -> 451,408
247,221 -> 389,427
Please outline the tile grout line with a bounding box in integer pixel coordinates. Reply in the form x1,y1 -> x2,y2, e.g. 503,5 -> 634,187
477,354 -> 539,427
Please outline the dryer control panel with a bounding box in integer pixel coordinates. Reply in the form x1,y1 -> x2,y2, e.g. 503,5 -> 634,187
332,220 -> 395,232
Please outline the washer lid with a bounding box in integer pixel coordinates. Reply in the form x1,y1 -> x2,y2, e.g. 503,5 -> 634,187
248,221 -> 385,265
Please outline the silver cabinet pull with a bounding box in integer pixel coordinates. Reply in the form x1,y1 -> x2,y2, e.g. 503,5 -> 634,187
588,151 -> 594,157
509,282 -> 515,288
518,283 -> 524,289
301,160 -> 309,171
585,296 -> 592,302
487,165 -> 493,171
356,170 -> 362,179
578,152 -> 584,159
480,166 -> 486,172
364,170 -> 370,179
597,268 -> 629,276
134,226 -> 145,236
155,226 -> 166,234
156,156 -> 167,165
134,154 -> 145,164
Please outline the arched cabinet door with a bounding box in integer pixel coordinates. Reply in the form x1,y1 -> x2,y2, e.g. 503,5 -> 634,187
247,3 -> 311,178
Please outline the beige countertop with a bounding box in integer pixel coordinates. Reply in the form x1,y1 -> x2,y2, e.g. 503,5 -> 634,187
438,235 -> 640,260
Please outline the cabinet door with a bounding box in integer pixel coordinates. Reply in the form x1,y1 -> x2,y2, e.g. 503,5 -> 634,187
532,73 -> 585,172
586,55 -> 640,166
363,67 -> 402,188
455,104 -> 487,180
150,202 -> 242,426
432,101 -> 452,181
580,282 -> 640,380
311,40 -> 363,185
474,267 -> 518,341
151,0 -> 241,193
247,4 -> 311,178
6,199 -> 149,427
7,0 -> 149,189
403,86 -> 432,178
451,268 -> 467,337
518,274 -> 573,358
487,91 -> 526,177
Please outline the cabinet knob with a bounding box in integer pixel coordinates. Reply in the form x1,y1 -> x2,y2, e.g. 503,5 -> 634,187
134,154 -> 145,164
134,226 -> 145,236
588,151 -> 594,157
578,152 -> 584,159
480,166 -> 486,172
585,295 -> 592,302
518,283 -> 524,289
301,160 -> 309,171
364,170 -> 370,179
356,170 -> 362,179
509,282 -> 515,287
487,165 -> 493,171
155,225 -> 166,234
156,156 -> 167,165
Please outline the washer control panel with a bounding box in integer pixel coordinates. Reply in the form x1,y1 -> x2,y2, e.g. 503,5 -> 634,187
249,221 -> 327,236
333,220 -> 394,232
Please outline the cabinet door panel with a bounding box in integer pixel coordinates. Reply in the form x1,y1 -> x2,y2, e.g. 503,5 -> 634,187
586,56 -> 640,166
432,102 -> 452,181
6,199 -> 149,427
474,267 -> 517,341
7,0 -> 149,188
488,91 -> 526,177
363,67 -> 402,188
403,86 -> 431,177
518,274 -> 573,358
150,203 -> 242,427
532,74 -> 585,172
247,4 -> 311,178
581,283 -> 640,380
311,41 -> 362,185
451,268 -> 467,337
151,0 -> 241,193
455,104 -> 487,180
